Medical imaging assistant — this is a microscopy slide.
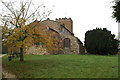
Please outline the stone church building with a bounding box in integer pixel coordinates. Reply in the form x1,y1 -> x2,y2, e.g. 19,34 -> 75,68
27,18 -> 85,54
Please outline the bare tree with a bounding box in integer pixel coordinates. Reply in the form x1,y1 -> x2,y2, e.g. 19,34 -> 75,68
0,0 -> 52,61
0,0 -> 52,27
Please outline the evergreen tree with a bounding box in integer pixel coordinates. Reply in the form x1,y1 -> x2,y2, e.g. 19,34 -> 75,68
112,1 -> 120,22
85,28 -> 119,55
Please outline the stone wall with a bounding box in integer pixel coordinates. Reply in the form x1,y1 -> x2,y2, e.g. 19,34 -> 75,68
26,45 -> 49,55
25,19 -> 85,55
60,33 -> 80,54
78,39 -> 85,54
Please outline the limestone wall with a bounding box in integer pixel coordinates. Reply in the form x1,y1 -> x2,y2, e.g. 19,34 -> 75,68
25,19 -> 84,55
26,45 -> 49,55
78,41 -> 85,54
60,33 -> 80,54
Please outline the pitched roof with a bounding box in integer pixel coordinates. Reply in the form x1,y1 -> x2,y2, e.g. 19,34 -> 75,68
42,19 -> 74,35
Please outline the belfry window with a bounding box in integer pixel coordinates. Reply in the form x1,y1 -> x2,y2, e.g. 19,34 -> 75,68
60,24 -> 65,32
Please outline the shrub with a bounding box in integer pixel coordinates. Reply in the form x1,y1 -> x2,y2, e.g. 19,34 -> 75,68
85,28 -> 119,55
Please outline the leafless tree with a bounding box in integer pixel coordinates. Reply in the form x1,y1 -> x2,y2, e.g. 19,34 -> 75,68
0,0 -> 52,61
0,0 -> 52,27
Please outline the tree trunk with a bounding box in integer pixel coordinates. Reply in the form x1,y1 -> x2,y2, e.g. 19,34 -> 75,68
20,48 -> 24,61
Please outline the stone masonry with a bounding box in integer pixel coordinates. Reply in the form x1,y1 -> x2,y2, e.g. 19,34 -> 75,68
27,18 -> 85,54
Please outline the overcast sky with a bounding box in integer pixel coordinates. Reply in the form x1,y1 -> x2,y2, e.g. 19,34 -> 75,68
0,0 -> 118,43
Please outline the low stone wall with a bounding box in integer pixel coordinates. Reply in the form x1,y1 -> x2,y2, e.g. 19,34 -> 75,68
26,45 -> 49,55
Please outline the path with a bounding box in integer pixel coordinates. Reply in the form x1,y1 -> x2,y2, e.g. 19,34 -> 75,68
1,54 -> 17,78
0,54 -> 6,58
2,68 -> 17,78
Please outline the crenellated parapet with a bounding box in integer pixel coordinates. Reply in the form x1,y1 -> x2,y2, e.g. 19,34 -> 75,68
56,17 -> 73,33
56,17 -> 72,21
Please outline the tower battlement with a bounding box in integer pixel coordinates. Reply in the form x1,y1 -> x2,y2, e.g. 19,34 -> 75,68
56,17 -> 72,21
56,17 -> 73,33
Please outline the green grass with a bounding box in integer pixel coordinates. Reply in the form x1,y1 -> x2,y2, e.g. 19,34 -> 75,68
2,54 -> 118,78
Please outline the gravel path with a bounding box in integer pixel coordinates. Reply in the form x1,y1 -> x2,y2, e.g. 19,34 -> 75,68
2,68 -> 17,78
1,54 -> 17,78
0,54 -> 6,58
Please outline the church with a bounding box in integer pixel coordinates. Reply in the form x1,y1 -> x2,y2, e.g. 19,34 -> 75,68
26,18 -> 85,54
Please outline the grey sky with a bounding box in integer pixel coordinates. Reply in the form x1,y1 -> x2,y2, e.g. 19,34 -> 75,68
0,0 -> 118,43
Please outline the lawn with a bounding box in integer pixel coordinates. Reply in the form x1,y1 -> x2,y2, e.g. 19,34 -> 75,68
2,54 -> 118,78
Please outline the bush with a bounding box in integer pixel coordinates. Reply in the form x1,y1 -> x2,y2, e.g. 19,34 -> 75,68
85,28 -> 119,55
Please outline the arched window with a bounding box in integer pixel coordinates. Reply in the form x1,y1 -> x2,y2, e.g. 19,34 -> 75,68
63,38 -> 70,48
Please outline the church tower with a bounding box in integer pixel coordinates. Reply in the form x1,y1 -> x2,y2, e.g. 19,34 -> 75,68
56,18 -> 73,33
